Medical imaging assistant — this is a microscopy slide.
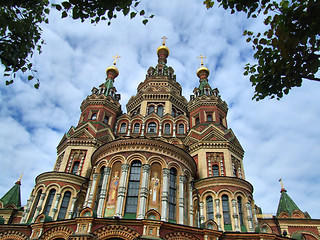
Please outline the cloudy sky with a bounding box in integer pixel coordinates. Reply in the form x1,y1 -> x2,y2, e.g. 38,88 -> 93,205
0,0 -> 319,219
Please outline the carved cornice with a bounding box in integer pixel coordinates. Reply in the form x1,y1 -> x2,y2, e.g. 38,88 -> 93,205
188,95 -> 228,113
40,226 -> 74,240
91,138 -> 197,175
194,176 -> 253,194
80,94 -> 121,114
35,171 -> 88,187
92,225 -> 140,240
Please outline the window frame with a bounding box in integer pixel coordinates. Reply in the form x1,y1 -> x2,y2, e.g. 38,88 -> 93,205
119,122 -> 127,133
147,122 -> 157,133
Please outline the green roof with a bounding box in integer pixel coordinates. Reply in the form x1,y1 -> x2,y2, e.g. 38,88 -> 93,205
276,189 -> 300,217
0,181 -> 21,209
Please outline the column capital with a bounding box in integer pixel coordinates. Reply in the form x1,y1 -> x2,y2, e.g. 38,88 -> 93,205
142,164 -> 151,173
104,167 -> 111,174
179,175 -> 185,182
162,168 -> 170,177
215,199 -> 220,205
121,164 -> 130,171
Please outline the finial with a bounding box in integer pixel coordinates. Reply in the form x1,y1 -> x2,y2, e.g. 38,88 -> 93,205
112,54 -> 121,66
279,178 -> 286,192
16,172 -> 23,185
161,36 -> 168,46
197,54 -> 207,67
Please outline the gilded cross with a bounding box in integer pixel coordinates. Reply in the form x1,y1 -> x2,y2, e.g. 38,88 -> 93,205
112,54 -> 121,65
161,36 -> 168,45
279,178 -> 284,189
197,54 -> 207,66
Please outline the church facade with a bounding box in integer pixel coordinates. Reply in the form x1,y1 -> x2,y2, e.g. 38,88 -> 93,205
0,42 -> 319,240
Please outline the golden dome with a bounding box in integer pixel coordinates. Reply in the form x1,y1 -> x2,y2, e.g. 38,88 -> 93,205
106,65 -> 119,78
157,45 -> 170,56
196,66 -> 210,78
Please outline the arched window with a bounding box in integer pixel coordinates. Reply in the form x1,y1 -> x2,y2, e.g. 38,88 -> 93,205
71,161 -> 80,174
57,191 -> 71,220
119,123 -> 126,133
169,168 -> 177,222
147,122 -> 157,133
178,124 -> 184,134
222,195 -> 231,225
91,113 -> 97,120
148,105 -> 155,115
133,123 -> 140,133
157,105 -> 163,117
94,167 -> 105,212
237,196 -> 244,226
164,123 -> 171,134
207,114 -> 212,122
29,190 -> 42,221
103,115 -> 109,124
125,161 -> 142,216
206,196 -> 214,221
44,189 -> 56,216
171,109 -> 176,118
212,165 -> 219,177
195,117 -> 200,125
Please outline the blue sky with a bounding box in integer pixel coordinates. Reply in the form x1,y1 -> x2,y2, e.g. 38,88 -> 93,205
0,0 -> 320,218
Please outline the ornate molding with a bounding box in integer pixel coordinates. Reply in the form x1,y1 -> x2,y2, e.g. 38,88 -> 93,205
162,231 -> 199,240
0,231 -> 28,240
92,225 -> 140,240
40,226 -> 74,240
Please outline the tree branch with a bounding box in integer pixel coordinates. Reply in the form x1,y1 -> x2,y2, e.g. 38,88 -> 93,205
302,75 -> 320,82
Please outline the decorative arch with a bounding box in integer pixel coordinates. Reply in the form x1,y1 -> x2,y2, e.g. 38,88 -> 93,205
93,225 -> 140,240
216,189 -> 234,198
291,209 -> 306,218
145,209 -> 161,220
59,185 -> 77,195
167,162 -> 182,175
0,230 -> 28,240
260,223 -> 273,233
162,231 -> 199,240
40,226 -> 73,240
32,184 -> 45,195
126,153 -> 147,165
44,183 -> 61,193
108,155 -> 125,167
148,155 -> 167,168
200,189 -> 217,200
278,211 -> 290,218
96,159 -> 108,172
291,231 -> 320,240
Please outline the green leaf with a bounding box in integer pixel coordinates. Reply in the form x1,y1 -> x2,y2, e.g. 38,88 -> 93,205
62,11 -> 68,18
142,19 -> 148,25
6,80 -> 13,85
62,1 -> 72,9
150,14 -> 155,18
34,83 -> 40,89
123,7 -> 130,16
140,10 -> 145,16
130,12 -> 137,19
28,75 -> 34,81
134,1 -> 140,7
108,10 -> 113,19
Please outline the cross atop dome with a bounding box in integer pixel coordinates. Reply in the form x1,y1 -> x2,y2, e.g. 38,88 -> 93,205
161,36 -> 168,45
157,36 -> 170,63
197,54 -> 207,67
112,54 -> 121,66
196,54 -> 210,79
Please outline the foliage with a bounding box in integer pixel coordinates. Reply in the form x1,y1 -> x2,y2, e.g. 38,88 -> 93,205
205,0 -> 320,100
0,0 -> 153,88
0,0 -> 50,88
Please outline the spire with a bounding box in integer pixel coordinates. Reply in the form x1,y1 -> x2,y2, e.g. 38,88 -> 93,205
276,179 -> 301,217
0,177 -> 22,209
157,36 -> 170,64
193,55 -> 213,97
104,54 -> 120,98
196,54 -> 210,79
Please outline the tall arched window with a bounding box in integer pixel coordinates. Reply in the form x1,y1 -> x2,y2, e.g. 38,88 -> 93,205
103,115 -> 109,124
207,114 -> 212,122
212,165 -> 219,177
222,195 -> 231,225
119,123 -> 126,133
91,113 -> 97,120
94,167 -> 105,212
57,191 -> 71,220
148,105 -> 155,114
168,168 -> 177,222
195,117 -> 200,125
125,161 -> 142,216
164,123 -> 171,134
237,196 -> 244,226
133,123 -> 140,133
178,124 -> 184,134
43,189 -> 56,216
206,196 -> 214,221
28,190 -> 42,221
71,161 -> 80,174
147,122 -> 157,133
157,105 -> 163,117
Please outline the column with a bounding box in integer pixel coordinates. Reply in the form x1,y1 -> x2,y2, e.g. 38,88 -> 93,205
161,168 -> 170,221
68,197 -> 77,219
32,193 -> 46,223
20,195 -> 34,223
158,123 -> 162,137
172,123 -> 176,137
83,180 -> 92,207
252,206 -> 258,227
137,164 -> 150,219
188,183 -> 194,226
51,193 -> 61,219
127,123 -> 132,136
199,201 -> 205,224
87,172 -> 98,208
141,122 -> 145,137
178,175 -> 185,224
97,167 -> 111,217
114,122 -> 118,134
232,199 -> 240,231
215,199 -> 222,231
115,164 -> 130,218
246,202 -> 254,232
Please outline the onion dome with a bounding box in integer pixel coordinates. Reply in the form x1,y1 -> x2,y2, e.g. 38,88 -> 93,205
106,54 -> 121,79
196,54 -> 210,79
157,36 -> 169,64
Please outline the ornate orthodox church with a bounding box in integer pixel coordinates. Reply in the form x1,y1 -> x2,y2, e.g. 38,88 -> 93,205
0,40 -> 319,240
